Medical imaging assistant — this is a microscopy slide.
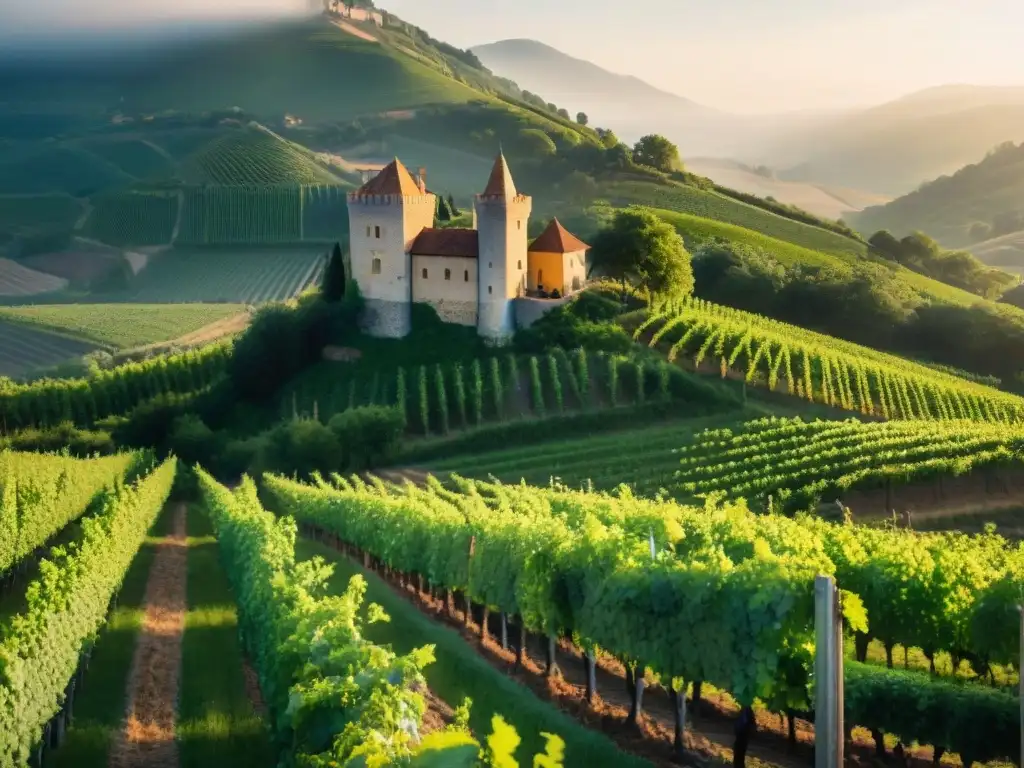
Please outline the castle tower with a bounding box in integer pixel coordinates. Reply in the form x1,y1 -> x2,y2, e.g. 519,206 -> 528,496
347,158 -> 436,337
474,152 -> 532,342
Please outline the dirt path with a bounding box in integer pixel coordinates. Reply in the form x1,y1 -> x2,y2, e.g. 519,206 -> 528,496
108,504 -> 188,768
329,18 -> 378,42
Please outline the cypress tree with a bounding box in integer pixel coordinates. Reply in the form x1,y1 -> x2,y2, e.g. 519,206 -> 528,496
321,243 -> 346,302
447,193 -> 460,216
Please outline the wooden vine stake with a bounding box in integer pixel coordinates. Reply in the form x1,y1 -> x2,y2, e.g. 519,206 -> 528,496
814,575 -> 844,768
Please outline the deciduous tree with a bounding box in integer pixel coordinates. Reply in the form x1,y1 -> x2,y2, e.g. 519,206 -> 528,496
632,134 -> 682,173
590,208 -> 693,300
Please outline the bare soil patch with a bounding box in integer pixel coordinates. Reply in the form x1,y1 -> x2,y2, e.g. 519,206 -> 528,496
108,504 -> 188,768
241,660 -> 267,718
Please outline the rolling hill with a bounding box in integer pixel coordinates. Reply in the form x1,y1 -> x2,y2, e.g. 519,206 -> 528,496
763,86 -> 1024,196
851,140 -> 1024,246
974,230 -> 1024,275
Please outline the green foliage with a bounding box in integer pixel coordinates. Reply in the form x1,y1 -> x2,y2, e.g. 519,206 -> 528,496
186,125 -> 342,185
258,418 -> 343,478
83,192 -> 178,247
327,405 -> 404,471
0,459 -> 176,765
0,423 -> 115,456
528,356 -> 545,418
631,134 -> 681,173
589,208 -> 694,300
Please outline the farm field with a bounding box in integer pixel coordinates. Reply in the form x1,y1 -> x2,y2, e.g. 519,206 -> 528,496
0,319 -> 98,377
115,248 -> 325,303
0,303 -> 246,349
0,258 -> 68,297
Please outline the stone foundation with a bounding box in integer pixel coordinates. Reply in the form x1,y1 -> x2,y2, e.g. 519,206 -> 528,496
514,295 -> 572,330
361,298 -> 411,338
419,298 -> 477,327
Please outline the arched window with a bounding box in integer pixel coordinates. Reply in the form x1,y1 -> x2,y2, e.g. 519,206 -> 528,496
371,258 -> 382,275
422,268 -> 428,279
374,225 -> 381,239
464,270 -> 469,282
444,268 -> 451,280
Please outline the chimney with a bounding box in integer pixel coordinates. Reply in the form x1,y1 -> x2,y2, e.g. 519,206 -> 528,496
417,167 -> 426,194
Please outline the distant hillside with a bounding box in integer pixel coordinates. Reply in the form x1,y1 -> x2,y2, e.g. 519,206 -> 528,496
471,38 -> 751,156
851,141 -> 1024,246
685,158 -> 890,221
762,86 -> 1024,196
973,230 -> 1024,275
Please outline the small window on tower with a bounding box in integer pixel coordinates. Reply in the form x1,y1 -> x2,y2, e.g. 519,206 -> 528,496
422,268 -> 428,279
517,260 -> 522,269
488,262 -> 492,269
374,225 -> 381,239
444,268 -> 451,280
517,220 -> 522,230
464,270 -> 469,282
371,258 -> 381,275
366,225 -> 371,237
488,285 -> 493,294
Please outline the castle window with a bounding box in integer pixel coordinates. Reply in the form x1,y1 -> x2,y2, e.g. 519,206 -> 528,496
488,285 -> 493,294
422,268 -> 428,279
517,220 -> 522,230
374,225 -> 381,239
371,257 -> 381,275
464,270 -> 469,282
488,262 -> 492,269
444,268 -> 451,280
517,260 -> 522,269
538,269 -> 544,285
366,225 -> 371,237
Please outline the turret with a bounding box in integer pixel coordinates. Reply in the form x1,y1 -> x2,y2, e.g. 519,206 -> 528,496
347,158 -> 435,337
474,152 -> 532,342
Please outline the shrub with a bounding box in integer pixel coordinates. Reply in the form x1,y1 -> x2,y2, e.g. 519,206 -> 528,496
328,405 -> 404,471
2,422 -> 115,456
167,414 -> 223,468
257,419 -> 342,478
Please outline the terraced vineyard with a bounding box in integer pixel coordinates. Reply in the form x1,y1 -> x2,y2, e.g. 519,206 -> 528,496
301,184 -> 351,242
637,296 -> 1024,423
0,303 -> 245,349
0,194 -> 82,233
185,125 -> 342,185
83,191 -> 179,246
0,258 -> 68,297
0,320 -> 97,378
120,248 -> 324,303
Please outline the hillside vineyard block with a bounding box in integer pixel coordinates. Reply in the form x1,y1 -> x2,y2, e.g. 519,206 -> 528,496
347,153 -> 589,342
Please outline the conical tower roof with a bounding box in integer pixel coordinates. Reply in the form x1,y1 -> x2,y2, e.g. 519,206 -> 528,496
354,157 -> 422,196
528,218 -> 590,253
480,151 -> 517,198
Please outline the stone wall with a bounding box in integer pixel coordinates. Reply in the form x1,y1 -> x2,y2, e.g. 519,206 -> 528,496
514,295 -> 572,330
360,298 -> 410,338
419,298 -> 477,327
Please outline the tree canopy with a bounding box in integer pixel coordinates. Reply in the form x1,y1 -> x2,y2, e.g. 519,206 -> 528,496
576,112 -> 589,126
589,207 -> 693,300
632,134 -> 682,173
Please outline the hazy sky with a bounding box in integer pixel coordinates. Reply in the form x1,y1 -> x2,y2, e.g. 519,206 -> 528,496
386,0 -> 1024,114
2,0 -> 1022,113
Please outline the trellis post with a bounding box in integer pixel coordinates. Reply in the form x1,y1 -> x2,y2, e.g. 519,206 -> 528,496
815,575 -> 844,768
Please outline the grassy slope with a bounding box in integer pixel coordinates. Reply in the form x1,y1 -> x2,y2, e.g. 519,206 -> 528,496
650,207 -> 985,307
0,304 -> 246,349
973,229 -> 1024,273
295,537 -> 651,768
178,509 -> 273,768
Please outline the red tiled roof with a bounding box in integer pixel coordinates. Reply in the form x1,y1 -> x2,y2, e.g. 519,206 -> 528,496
528,218 -> 590,253
354,157 -> 422,196
409,228 -> 479,258
480,151 -> 517,197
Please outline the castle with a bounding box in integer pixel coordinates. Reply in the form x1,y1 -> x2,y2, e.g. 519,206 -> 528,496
346,153 -> 590,341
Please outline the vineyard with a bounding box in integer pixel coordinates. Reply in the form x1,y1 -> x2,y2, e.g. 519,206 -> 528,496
0,194 -> 82,233
282,348 -> 739,436
673,416 -> 1024,513
184,125 -> 343,185
636,296 -> 1024,423
82,191 -> 179,247
0,258 -> 67,297
0,341 -> 231,432
262,471 -> 1019,766
602,179 -> 866,257
0,303 -> 245,350
0,320 -> 97,379
0,457 -> 175,766
119,248 -> 324,304
77,138 -> 176,180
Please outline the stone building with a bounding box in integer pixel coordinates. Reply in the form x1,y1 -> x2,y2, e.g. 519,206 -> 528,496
346,152 -> 590,341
